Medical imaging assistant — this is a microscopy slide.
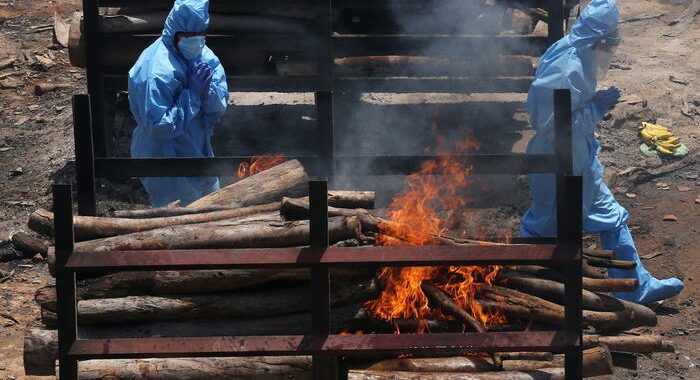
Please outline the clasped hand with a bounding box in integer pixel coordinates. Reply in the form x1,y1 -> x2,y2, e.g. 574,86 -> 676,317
188,62 -> 212,97
593,86 -> 622,113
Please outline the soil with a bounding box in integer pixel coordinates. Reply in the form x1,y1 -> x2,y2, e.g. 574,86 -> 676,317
0,0 -> 698,378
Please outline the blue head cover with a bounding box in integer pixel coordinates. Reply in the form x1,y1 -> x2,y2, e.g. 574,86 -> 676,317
529,0 -> 619,139
522,0 -> 623,235
161,0 -> 210,49
127,0 -> 228,207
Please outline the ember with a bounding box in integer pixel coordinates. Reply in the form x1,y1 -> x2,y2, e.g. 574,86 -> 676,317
237,154 -> 287,178
364,124 -> 506,332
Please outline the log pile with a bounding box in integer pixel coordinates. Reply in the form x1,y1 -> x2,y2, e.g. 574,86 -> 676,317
24,160 -> 674,378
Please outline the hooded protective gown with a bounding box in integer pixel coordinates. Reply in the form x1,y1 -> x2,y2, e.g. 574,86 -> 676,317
128,0 -> 228,207
520,0 -> 683,304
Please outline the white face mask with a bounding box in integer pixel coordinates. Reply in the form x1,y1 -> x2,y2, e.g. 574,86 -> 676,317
177,36 -> 205,61
592,47 -> 615,80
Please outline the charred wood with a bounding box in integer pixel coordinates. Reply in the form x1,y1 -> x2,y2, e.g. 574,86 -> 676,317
420,281 -> 485,333
10,232 -> 48,258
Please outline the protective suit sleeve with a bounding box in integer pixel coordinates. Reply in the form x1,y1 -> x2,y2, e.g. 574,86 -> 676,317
201,59 -> 228,125
144,74 -> 202,140
568,69 -> 607,138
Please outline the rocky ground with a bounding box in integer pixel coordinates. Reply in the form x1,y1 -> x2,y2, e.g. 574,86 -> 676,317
0,0 -> 698,378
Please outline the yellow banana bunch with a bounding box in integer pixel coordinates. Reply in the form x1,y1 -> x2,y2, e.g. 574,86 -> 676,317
638,122 -> 682,155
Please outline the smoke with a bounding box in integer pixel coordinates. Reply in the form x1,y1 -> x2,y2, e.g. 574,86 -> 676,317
332,0 -> 538,209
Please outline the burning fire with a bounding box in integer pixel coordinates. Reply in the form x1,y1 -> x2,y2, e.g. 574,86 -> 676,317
237,154 -> 286,178
364,123 -> 505,333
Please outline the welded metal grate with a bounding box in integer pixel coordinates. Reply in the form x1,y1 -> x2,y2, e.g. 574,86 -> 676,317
58,89 -> 583,379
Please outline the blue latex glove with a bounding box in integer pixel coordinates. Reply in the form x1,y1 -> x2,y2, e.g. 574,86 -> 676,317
593,86 -> 622,114
188,62 -> 212,97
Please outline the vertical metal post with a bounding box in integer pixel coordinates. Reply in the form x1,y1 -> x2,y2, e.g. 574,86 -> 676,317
547,0 -> 565,44
73,95 -> 97,216
53,185 -> 78,380
314,0 -> 335,180
309,179 -> 337,379
554,89 -> 583,380
82,0 -> 106,157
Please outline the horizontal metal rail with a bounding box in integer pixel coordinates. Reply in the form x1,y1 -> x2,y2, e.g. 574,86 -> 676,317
333,35 -> 549,57
92,153 -> 557,178
64,244 -> 577,272
68,331 -> 581,359
103,75 -> 533,93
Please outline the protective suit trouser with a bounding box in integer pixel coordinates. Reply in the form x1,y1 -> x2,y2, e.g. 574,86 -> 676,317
602,224 -> 683,304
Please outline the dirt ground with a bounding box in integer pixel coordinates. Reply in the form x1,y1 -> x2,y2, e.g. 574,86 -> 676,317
0,0 -> 698,378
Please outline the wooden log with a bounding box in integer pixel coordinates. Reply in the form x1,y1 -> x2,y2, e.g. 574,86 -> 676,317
509,266 -> 638,292
348,368 -> 565,380
23,328 -> 312,379
496,352 -> 554,361
77,356 -> 312,380
113,191 -> 374,219
581,259 -> 607,279
281,197 -> 495,246
23,327 -> 58,376
29,203 -> 280,240
582,248 -> 615,259
113,200 -> 231,218
71,215 -> 363,252
46,267 -> 312,299
420,281 -> 485,332
583,335 -> 674,353
10,232 -> 48,258
585,257 -> 636,270
500,271 -> 657,326
39,278 -> 377,325
501,345 -> 613,377
188,159 -> 308,208
34,83 -> 71,95
366,356 -> 495,372
477,286 -> 656,331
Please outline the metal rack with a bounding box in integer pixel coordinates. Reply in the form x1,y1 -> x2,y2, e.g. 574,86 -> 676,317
78,0 -> 575,212
59,88 -> 583,379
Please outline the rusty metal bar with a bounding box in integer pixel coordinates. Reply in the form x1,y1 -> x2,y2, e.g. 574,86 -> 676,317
309,179 -> 338,379
53,185 -> 79,380
72,95 -> 97,216
92,153 -> 558,178
68,331 -> 580,359
553,89 -> 583,380
65,244 -> 576,272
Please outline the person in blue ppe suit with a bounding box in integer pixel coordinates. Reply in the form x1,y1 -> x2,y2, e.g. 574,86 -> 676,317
129,0 -> 228,207
520,0 -> 683,304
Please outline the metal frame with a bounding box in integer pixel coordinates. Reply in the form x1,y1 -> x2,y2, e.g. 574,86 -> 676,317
79,0 -> 573,189
62,89 -> 582,378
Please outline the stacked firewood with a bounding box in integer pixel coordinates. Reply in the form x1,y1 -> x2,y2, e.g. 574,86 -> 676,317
23,160 -> 673,379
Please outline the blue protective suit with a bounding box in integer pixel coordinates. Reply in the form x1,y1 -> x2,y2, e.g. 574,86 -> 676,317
129,0 -> 228,207
520,0 -> 683,304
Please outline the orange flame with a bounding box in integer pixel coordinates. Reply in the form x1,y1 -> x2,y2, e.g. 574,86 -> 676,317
237,154 -> 286,178
364,123 -> 506,332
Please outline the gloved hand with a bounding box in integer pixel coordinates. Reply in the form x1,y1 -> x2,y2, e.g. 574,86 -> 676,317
593,86 -> 622,114
188,62 -> 212,97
